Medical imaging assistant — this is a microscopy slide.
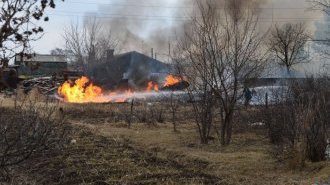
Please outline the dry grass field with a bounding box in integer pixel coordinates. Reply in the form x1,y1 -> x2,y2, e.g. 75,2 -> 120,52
1,95 -> 329,185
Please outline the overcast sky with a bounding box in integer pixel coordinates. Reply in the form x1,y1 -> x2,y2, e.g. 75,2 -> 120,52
31,0 -> 98,54
32,0 -> 327,55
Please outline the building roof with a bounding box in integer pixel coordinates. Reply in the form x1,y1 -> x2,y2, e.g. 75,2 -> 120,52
91,51 -> 174,89
15,54 -> 67,63
112,51 -> 172,73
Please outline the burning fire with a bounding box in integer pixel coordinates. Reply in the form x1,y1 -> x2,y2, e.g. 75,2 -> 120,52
164,75 -> 182,87
58,75 -> 184,103
146,81 -> 159,92
58,76 -> 104,103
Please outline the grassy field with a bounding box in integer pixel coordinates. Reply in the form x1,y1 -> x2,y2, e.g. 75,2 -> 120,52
1,96 -> 330,185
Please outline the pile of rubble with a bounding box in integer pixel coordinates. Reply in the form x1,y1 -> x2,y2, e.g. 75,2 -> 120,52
21,77 -> 63,95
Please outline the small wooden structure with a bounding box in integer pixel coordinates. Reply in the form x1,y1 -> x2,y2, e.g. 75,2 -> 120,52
15,54 -> 68,77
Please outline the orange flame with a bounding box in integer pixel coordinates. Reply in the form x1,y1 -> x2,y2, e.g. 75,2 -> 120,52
58,76 -> 104,103
164,75 -> 182,87
146,81 -> 159,92
58,75 -> 185,103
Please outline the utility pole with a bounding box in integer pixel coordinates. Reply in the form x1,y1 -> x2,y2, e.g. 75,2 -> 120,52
272,2 -> 274,23
168,42 -> 171,63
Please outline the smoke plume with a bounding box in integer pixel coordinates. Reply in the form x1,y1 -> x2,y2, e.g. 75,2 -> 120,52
85,0 -> 326,73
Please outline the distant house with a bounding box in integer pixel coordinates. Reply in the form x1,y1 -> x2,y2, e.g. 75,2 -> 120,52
91,51 -> 174,89
15,54 -> 68,76
244,61 -> 313,87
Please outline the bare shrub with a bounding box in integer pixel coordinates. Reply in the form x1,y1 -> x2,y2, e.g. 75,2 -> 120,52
153,104 -> 165,124
136,105 -> 148,123
292,78 -> 330,162
134,102 -> 158,126
267,103 -> 298,146
265,77 -> 330,164
125,100 -> 135,128
190,92 -> 215,144
169,92 -> 180,132
0,100 -> 67,180
232,107 -> 266,134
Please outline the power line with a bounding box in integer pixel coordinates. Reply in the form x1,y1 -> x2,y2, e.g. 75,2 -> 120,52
65,1 -> 318,11
308,39 -> 330,42
54,11 -> 191,19
47,13 -> 327,23
54,10 -> 324,20
67,1 -> 193,9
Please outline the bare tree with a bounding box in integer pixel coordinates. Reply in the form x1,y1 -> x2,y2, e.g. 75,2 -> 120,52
0,0 -> 62,60
173,55 -> 215,144
50,48 -> 76,67
63,17 -> 118,74
311,0 -> 330,14
177,0 -> 267,145
268,23 -> 310,73
50,48 -> 73,56
173,40 -> 214,144
310,1 -> 330,64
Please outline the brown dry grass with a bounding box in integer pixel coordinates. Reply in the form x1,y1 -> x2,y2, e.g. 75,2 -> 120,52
80,122 -> 329,185
1,97 -> 329,185
61,102 -> 330,185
